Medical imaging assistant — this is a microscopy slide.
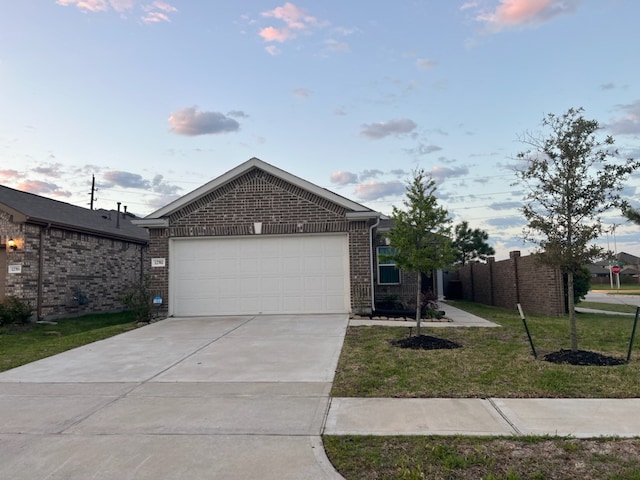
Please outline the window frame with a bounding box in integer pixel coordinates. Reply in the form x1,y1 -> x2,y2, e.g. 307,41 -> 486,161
376,246 -> 401,285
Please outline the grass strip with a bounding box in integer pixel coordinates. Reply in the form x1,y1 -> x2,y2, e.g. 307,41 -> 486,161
579,302 -> 638,314
323,435 -> 640,480
0,312 -> 138,372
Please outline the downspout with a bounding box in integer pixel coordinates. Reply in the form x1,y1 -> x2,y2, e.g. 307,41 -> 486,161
369,216 -> 381,314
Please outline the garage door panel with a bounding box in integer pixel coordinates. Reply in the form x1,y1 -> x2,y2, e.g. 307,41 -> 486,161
171,235 -> 349,316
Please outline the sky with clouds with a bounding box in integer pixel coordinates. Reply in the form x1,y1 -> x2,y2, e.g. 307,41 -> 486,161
2,0 -> 640,259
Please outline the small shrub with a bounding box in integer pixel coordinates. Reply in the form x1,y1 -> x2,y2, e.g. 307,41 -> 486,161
0,296 -> 33,325
119,277 -> 153,323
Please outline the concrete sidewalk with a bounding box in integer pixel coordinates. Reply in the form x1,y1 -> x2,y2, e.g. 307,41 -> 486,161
332,303 -> 640,440
325,397 -> 640,438
349,301 -> 500,328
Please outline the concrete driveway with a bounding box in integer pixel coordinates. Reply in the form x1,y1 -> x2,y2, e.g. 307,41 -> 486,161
0,315 -> 348,479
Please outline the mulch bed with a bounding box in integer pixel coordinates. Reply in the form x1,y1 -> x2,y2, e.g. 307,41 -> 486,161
391,335 -> 462,350
543,349 -> 627,366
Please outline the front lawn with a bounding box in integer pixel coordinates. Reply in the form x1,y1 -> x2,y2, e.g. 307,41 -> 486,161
0,312 -> 139,372
326,301 -> 640,479
332,301 -> 640,398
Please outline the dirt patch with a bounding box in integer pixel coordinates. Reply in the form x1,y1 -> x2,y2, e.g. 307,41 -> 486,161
391,334 -> 462,350
544,349 -> 627,366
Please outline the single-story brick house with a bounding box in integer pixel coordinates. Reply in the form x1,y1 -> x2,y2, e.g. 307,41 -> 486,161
0,185 -> 149,320
135,157 -> 443,317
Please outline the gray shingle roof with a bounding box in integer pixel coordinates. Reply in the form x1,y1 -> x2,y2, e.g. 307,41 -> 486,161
0,185 -> 148,243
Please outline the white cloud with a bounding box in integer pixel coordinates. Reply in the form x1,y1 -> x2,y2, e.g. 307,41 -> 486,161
430,165 -> 469,182
416,58 -> 438,70
292,88 -> 311,99
168,107 -> 240,136
608,100 -> 640,135
355,180 -> 405,201
359,169 -> 384,181
330,171 -> 358,185
17,180 -> 71,198
360,119 -> 417,140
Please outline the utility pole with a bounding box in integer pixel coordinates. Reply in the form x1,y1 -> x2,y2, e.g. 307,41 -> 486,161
89,175 -> 96,210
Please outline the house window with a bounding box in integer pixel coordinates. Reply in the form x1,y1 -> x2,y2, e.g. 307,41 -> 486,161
377,246 -> 400,285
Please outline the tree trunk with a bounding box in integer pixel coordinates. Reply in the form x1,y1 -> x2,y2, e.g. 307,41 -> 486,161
567,271 -> 578,351
415,271 -> 422,336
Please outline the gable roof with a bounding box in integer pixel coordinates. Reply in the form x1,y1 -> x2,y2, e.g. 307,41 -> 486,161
136,157 -> 379,227
0,185 -> 148,243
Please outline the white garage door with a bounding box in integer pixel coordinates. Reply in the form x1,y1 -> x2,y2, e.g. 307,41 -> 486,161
170,234 -> 350,316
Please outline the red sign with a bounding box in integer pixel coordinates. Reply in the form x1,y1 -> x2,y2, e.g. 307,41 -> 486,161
612,265 -> 621,274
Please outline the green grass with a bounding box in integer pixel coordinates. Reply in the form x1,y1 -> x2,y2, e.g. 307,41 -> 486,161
579,301 -> 639,314
328,302 -> 640,479
0,312 -> 139,372
324,436 -> 640,480
592,285 -> 640,293
332,301 -> 640,398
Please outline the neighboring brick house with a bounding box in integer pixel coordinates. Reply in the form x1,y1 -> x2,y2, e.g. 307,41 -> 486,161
134,158 -> 383,317
0,185 -> 149,320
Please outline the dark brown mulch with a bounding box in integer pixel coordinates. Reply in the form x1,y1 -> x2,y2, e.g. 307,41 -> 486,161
391,335 -> 462,350
543,349 -> 627,366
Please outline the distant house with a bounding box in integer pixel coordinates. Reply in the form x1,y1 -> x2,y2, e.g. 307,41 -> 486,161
590,252 -> 640,284
0,185 -> 149,320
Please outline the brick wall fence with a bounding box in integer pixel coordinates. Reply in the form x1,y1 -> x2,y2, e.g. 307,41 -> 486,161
454,250 -> 566,316
2,221 -> 148,320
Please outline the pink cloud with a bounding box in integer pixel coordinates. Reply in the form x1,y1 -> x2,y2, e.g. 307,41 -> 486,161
474,0 -> 580,32
259,3 -> 320,44
259,26 -> 294,43
261,3 -> 317,30
56,0 -> 177,23
56,0 -> 109,12
0,170 -> 23,182
17,180 -> 72,198
142,1 -> 177,23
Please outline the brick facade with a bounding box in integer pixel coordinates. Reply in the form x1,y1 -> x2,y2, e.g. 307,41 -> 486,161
145,167 -> 376,315
455,251 -> 566,316
1,214 -> 148,320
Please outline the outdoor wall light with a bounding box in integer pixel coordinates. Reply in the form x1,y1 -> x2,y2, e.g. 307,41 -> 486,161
7,237 -> 23,251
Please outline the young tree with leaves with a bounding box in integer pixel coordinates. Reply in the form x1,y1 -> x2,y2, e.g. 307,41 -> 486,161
623,206 -> 640,225
515,107 -> 639,351
453,221 -> 495,266
387,169 -> 455,335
